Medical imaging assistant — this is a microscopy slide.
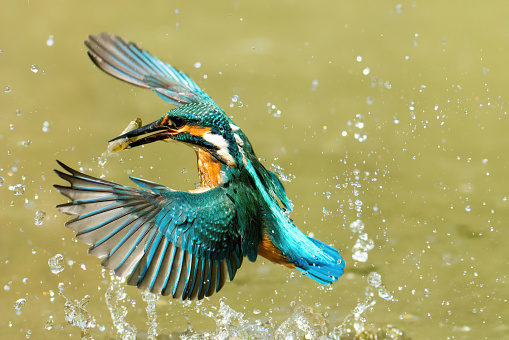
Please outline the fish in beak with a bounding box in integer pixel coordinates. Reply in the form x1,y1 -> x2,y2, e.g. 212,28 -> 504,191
109,119 -> 178,149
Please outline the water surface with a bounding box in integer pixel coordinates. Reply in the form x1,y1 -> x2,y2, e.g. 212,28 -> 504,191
1,1 -> 508,339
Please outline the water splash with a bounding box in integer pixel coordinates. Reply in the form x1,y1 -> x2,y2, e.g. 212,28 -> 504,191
331,272 -> 398,339
186,298 -> 270,339
177,294 -> 405,339
105,271 -> 137,339
271,164 -> 296,183
349,219 -> 365,234
58,283 -> 96,339
349,219 -> 375,263
275,306 -> 327,339
141,290 -> 160,340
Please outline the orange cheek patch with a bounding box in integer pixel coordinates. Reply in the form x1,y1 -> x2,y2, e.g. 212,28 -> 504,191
258,234 -> 294,268
180,125 -> 211,137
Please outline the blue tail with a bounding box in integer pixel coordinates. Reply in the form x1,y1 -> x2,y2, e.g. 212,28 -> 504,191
85,33 -> 216,107
243,156 -> 345,285
297,236 -> 345,284
270,220 -> 345,285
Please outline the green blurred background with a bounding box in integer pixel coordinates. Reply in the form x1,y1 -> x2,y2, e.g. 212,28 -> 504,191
1,1 -> 508,339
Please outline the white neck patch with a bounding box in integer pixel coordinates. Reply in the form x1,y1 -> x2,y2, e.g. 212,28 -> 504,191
203,132 -> 236,167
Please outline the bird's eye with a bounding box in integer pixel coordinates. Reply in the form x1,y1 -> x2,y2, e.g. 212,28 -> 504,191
171,117 -> 187,128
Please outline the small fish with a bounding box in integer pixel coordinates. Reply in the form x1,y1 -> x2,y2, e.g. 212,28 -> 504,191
106,118 -> 143,153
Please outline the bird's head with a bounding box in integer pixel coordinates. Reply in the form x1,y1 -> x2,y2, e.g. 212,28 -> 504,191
110,103 -> 243,168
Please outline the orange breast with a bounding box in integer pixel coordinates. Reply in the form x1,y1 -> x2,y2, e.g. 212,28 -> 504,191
258,234 -> 294,268
196,149 -> 223,188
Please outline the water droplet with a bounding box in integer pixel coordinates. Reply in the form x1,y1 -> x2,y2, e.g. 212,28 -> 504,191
362,67 -> 370,75
194,61 -> 201,68
4,86 -> 12,93
424,288 -> 431,297
352,250 -> 368,262
267,102 -> 282,118
31,65 -> 39,73
46,35 -> 54,47
378,286 -> 394,301
9,184 -> 25,195
34,210 -> 46,226
311,79 -> 319,91
359,237 -> 374,251
368,272 -> 382,288
253,309 -> 261,315
14,298 -> 26,311
48,254 -> 65,274
356,55 -> 362,62
395,3 -> 402,14
465,205 -> 471,212
42,121 -> 50,133
412,33 -> 419,47
45,316 -> 54,330
349,219 -> 365,233
21,140 -> 32,147
231,95 -> 239,103
0,176 -> 4,186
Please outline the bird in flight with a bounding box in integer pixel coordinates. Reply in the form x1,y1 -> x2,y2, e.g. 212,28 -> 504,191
54,33 -> 345,300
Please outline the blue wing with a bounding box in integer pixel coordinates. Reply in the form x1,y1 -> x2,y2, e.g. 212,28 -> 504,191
54,161 -> 242,300
85,32 -> 216,107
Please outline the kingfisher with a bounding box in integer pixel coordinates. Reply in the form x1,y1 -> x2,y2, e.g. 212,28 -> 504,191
54,33 -> 345,301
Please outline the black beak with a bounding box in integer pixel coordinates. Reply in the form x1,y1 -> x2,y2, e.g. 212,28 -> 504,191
109,119 -> 175,148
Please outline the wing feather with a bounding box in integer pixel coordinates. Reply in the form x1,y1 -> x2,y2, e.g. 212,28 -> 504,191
85,33 -> 216,107
54,161 -> 243,300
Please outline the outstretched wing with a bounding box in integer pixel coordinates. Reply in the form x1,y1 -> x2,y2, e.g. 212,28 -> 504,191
54,161 -> 242,300
85,32 -> 216,107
